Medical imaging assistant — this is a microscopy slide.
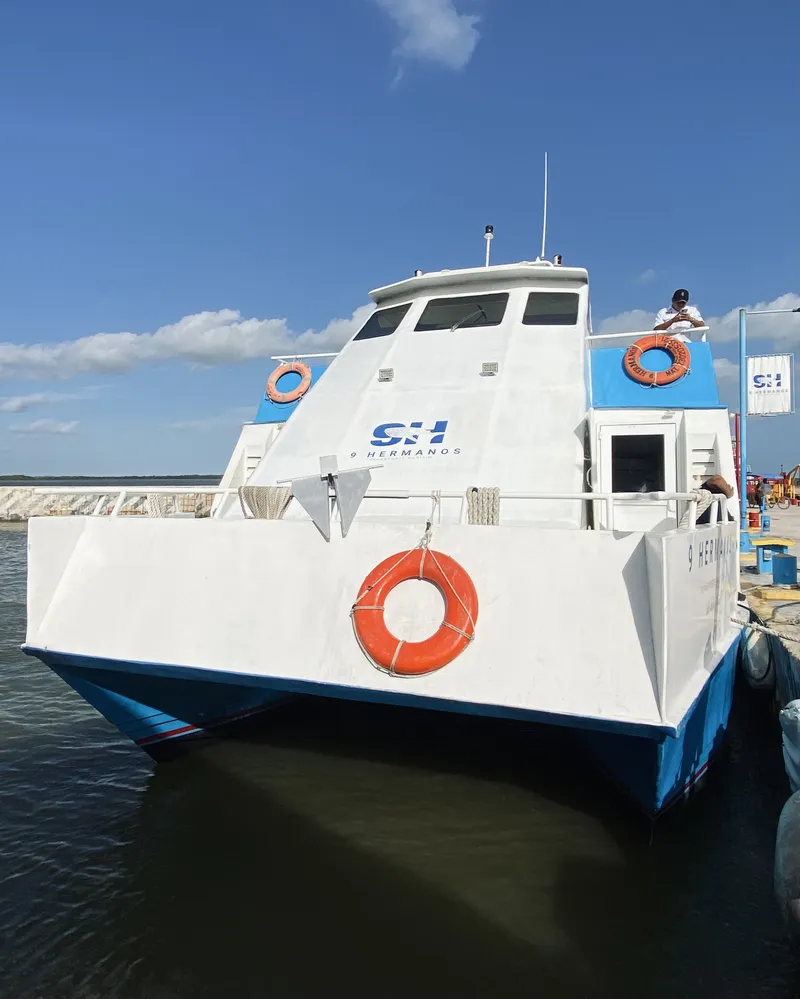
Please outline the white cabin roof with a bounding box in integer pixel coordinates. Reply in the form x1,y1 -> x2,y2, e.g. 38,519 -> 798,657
370,261 -> 589,307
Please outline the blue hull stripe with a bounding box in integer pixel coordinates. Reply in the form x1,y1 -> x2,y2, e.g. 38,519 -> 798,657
24,645 -> 675,740
24,631 -> 742,816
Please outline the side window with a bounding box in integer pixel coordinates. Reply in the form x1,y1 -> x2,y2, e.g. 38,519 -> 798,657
611,435 -> 665,492
522,293 -> 579,326
353,303 -> 411,341
415,293 -> 508,332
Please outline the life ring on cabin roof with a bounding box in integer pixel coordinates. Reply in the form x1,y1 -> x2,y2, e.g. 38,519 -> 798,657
623,334 -> 690,387
351,549 -> 479,677
266,361 -> 313,404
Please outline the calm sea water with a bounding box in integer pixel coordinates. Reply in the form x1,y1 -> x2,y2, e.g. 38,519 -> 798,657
2,527 -> 800,998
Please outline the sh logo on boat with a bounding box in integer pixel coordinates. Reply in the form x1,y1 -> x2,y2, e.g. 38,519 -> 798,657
371,421 -> 448,446
350,420 -> 461,461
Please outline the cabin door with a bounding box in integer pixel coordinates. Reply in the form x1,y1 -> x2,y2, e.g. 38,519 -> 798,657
598,424 -> 677,531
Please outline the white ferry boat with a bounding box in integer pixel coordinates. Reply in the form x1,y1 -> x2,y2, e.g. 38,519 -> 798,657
23,255 -> 743,815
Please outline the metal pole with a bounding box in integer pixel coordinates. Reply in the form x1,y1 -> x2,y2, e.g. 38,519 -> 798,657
484,225 -> 493,267
739,309 -> 749,550
540,152 -> 548,260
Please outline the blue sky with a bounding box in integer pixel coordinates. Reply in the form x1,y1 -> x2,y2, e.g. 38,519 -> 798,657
0,0 -> 797,475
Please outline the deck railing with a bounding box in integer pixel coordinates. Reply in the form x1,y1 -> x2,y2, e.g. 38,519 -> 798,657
33,486 -> 724,531
587,326 -> 710,345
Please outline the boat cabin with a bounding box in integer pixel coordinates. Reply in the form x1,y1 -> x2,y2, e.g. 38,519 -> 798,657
220,260 -> 737,533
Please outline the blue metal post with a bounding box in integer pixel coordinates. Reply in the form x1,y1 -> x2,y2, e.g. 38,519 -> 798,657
739,309 -> 750,552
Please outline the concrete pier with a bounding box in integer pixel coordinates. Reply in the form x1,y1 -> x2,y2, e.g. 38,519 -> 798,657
735,507 -> 800,937
741,506 -> 800,661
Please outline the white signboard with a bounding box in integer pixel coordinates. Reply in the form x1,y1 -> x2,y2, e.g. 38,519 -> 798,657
747,353 -> 794,415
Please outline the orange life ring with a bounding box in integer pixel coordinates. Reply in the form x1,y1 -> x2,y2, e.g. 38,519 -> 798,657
623,335 -> 690,386
266,361 -> 312,404
351,549 -> 478,676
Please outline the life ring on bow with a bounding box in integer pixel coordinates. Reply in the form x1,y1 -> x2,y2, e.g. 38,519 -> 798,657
623,335 -> 690,387
266,361 -> 313,404
351,549 -> 479,676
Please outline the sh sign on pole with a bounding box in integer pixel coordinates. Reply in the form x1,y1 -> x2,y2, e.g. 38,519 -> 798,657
747,354 -> 794,416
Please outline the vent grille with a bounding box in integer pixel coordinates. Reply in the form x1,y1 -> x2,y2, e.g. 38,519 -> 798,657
244,447 -> 264,478
690,435 -> 716,484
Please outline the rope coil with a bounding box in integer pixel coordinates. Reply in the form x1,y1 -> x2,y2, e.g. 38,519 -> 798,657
466,486 -> 500,526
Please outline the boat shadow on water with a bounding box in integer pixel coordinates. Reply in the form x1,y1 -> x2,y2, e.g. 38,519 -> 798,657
63,688 -> 800,999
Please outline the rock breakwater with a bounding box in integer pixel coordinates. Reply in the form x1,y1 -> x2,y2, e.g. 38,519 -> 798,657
0,487 -> 215,521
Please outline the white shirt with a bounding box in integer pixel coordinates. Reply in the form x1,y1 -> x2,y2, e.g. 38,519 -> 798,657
654,305 -> 704,342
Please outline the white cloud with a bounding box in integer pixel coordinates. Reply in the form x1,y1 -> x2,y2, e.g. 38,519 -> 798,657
0,393 -> 53,413
596,309 -> 654,334
170,419 -> 221,432
713,358 -> 738,380
9,419 -> 79,435
598,293 -> 800,344
374,0 -> 480,70
0,391 -> 79,412
169,407 -> 254,432
705,294 -> 800,343
637,268 -> 656,284
0,305 -> 374,382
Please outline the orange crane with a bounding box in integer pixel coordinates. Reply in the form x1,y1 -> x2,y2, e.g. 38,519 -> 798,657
765,465 -> 800,508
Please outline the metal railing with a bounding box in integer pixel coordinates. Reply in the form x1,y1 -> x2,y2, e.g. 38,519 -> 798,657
587,326 -> 709,345
350,489 -> 723,532
34,486 -> 724,531
269,351 -> 339,362
33,485 -> 234,518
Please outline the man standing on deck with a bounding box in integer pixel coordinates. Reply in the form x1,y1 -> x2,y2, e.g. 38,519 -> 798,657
653,289 -> 706,342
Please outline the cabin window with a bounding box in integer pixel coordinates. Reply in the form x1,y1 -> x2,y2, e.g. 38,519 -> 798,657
353,303 -> 412,341
522,292 -> 579,326
611,434 -> 665,492
414,293 -> 508,332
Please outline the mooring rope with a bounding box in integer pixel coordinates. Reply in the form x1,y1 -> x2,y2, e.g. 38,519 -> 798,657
732,614 -> 800,645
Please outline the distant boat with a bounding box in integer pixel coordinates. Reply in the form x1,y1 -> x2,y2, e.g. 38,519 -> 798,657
23,255 -> 743,815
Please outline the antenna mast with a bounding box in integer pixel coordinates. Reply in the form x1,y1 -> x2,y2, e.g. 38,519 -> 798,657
540,152 -> 548,260
484,224 -> 494,267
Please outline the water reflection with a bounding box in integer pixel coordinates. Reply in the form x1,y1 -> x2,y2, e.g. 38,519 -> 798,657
5,693 -> 795,999
2,521 -> 800,998
110,703 -> 656,998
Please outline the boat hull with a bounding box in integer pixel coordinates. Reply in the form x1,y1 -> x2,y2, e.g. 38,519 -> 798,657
24,631 -> 740,816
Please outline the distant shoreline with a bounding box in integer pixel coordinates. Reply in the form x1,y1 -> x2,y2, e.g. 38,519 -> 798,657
0,475 -> 221,482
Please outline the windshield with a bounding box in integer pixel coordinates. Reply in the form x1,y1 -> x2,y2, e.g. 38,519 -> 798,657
522,292 -> 579,326
415,293 -> 508,332
353,303 -> 411,341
